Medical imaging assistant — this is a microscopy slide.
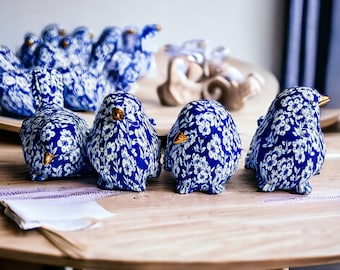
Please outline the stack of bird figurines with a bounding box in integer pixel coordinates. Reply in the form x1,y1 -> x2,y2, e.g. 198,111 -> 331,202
0,23 -> 161,117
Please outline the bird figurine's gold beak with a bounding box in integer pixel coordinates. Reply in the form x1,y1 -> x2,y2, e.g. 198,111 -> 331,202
319,95 -> 330,107
174,131 -> 188,144
44,152 -> 55,165
112,108 -> 124,120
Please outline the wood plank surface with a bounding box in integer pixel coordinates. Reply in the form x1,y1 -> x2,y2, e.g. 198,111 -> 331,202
0,53 -> 340,270
0,125 -> 339,270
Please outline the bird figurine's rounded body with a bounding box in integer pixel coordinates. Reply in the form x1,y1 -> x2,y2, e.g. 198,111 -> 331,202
164,99 -> 242,194
245,86 -> 329,195
87,92 -> 161,192
20,68 -> 90,181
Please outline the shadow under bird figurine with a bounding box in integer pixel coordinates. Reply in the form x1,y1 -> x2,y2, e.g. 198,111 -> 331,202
164,99 -> 242,194
20,68 -> 91,181
87,92 -> 161,192
245,86 -> 330,195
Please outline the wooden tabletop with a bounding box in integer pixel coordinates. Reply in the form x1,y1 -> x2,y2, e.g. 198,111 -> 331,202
0,56 -> 340,270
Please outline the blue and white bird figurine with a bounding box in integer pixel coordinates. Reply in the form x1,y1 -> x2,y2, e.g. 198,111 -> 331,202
17,32 -> 41,68
87,92 -> 161,191
134,23 -> 161,77
34,23 -> 66,69
62,26 -> 122,111
20,68 -> 91,181
71,26 -> 94,67
245,86 -> 330,195
164,99 -> 242,194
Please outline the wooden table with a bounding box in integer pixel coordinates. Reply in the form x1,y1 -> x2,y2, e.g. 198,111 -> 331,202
1,56 -> 340,270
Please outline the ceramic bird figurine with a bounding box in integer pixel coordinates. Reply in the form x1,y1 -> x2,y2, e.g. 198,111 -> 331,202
87,92 -> 161,191
62,26 -> 122,111
134,23 -> 161,77
0,45 -> 25,73
71,26 -> 94,67
164,99 -> 242,194
106,24 -> 161,91
0,69 -> 35,117
20,68 -> 91,181
34,23 -> 66,69
17,32 -> 41,68
245,86 -> 330,194
105,26 -> 140,92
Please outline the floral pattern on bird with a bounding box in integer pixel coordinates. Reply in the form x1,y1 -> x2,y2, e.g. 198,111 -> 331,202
164,99 -> 242,194
245,86 -> 326,195
20,68 -> 91,181
87,92 -> 161,192
0,69 -> 34,117
20,108 -> 90,181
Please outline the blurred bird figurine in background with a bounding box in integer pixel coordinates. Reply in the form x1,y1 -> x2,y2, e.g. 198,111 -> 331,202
164,99 -> 242,194
17,32 -> 41,68
245,86 -> 330,195
20,68 -> 91,181
87,92 -> 161,191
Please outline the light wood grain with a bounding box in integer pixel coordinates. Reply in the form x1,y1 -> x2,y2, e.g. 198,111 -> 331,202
0,55 -> 339,270
0,123 -> 339,270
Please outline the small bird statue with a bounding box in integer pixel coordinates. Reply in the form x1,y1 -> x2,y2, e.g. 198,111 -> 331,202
106,24 -> 161,91
245,86 -> 330,195
17,32 -> 41,68
20,68 -> 91,181
62,26 -> 122,111
164,99 -> 242,194
87,92 -> 161,191
70,26 -> 94,67
34,23 -> 66,69
133,23 -> 161,77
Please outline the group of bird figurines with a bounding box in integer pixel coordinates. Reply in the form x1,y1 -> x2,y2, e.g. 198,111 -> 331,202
0,23 -> 161,117
157,39 -> 265,111
18,65 -> 329,195
0,24 -> 330,195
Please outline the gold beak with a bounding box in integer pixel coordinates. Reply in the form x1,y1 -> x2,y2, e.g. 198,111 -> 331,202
112,108 -> 124,120
44,152 -> 55,165
174,131 -> 188,144
319,95 -> 330,107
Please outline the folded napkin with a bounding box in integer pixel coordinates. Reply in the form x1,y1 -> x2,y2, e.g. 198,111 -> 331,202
1,198 -> 114,231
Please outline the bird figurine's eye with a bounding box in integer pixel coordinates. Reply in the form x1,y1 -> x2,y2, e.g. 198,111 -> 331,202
44,152 -> 55,165
112,108 -> 124,120
174,131 -> 188,144
319,95 -> 330,107
26,39 -> 34,47
61,39 -> 70,49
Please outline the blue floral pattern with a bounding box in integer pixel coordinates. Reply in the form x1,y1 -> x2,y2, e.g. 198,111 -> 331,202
20,68 -> 91,181
164,99 -> 242,194
87,92 -> 161,191
0,69 -> 34,117
245,87 -> 326,194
